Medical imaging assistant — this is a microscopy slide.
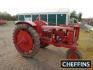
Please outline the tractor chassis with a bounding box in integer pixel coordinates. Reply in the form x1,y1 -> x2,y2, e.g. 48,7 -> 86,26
13,20 -> 82,59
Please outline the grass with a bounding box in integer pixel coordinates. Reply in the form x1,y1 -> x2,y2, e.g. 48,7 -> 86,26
78,29 -> 93,59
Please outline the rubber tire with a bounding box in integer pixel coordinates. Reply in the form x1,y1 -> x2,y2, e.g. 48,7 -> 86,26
13,24 -> 40,58
66,49 -> 82,59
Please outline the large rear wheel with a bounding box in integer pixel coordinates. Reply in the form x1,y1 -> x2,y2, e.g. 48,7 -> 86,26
13,24 -> 40,57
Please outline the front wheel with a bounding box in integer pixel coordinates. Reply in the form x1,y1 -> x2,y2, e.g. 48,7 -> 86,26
13,24 -> 40,58
66,49 -> 82,59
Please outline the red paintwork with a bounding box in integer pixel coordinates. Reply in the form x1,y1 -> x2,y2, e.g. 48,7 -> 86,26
15,30 -> 33,53
16,20 -> 80,52
67,52 -> 79,59
33,20 -> 80,50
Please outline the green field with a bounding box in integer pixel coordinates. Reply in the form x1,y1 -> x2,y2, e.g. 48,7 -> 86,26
79,29 -> 93,59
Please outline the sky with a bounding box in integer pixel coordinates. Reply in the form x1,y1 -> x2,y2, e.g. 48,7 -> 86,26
0,0 -> 93,18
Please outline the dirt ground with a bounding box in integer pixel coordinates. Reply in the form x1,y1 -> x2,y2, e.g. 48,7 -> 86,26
0,21 -> 93,70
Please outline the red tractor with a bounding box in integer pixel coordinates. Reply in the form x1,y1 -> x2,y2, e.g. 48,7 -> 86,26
13,17 -> 82,59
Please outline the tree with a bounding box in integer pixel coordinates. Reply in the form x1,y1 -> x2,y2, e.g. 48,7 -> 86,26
70,11 -> 82,23
78,13 -> 82,22
0,11 -> 16,21
70,11 -> 77,18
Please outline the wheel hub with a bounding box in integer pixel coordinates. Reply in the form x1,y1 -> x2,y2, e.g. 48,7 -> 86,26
67,52 -> 78,59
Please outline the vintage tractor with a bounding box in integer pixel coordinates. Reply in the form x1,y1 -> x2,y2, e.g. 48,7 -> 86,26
13,17 -> 82,59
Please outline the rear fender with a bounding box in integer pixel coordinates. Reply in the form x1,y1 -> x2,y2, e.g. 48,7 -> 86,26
15,21 -> 36,26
